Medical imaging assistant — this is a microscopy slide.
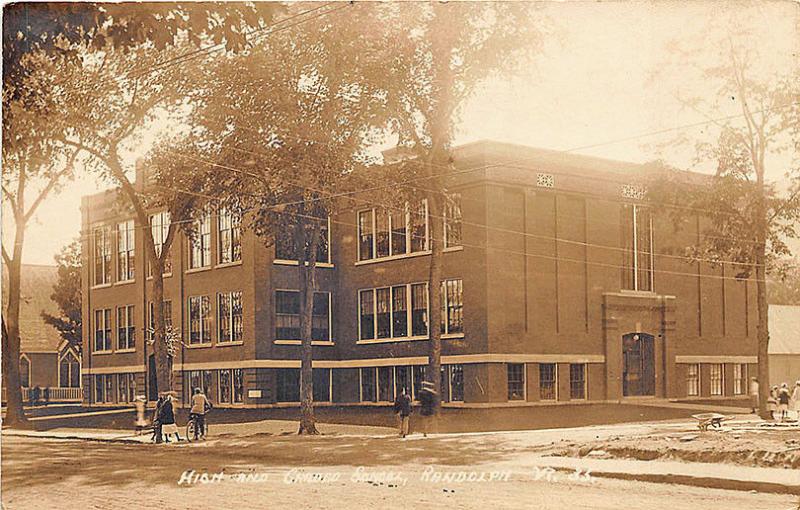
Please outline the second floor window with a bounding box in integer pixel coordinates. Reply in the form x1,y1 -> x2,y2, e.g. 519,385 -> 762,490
149,211 -> 172,276
441,279 -> 464,335
188,296 -> 211,345
275,218 -> 330,264
218,208 -> 242,264
218,291 -> 243,343
622,204 -> 653,291
147,300 -> 173,342
358,201 -> 428,261
359,282 -> 428,340
189,210 -> 211,269
93,226 -> 112,285
117,219 -> 135,281
443,193 -> 463,248
274,290 -> 331,342
117,304 -> 135,350
94,308 -> 112,352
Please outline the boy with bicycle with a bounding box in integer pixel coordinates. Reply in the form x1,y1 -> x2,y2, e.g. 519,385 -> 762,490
189,387 -> 213,440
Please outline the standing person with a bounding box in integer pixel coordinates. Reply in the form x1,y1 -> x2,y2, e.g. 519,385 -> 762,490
159,394 -> 182,443
152,394 -> 165,443
777,383 -> 791,422
189,388 -> 213,440
417,381 -> 437,438
768,385 -> 779,420
749,377 -> 759,414
134,396 -> 148,435
393,387 -> 412,438
792,381 -> 800,421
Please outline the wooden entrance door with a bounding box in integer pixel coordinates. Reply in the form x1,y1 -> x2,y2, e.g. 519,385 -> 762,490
622,333 -> 655,397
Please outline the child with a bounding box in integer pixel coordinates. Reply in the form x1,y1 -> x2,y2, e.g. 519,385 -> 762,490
777,383 -> 791,422
793,381 -> 800,421
768,385 -> 778,420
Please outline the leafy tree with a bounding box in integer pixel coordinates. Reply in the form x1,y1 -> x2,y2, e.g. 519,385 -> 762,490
768,258 -> 800,305
380,2 -> 549,416
2,3 -> 277,425
647,19 -> 799,417
41,240 -> 82,353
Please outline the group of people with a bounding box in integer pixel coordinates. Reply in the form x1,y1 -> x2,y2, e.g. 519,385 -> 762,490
768,380 -> 800,421
135,388 -> 213,443
392,380 -> 437,438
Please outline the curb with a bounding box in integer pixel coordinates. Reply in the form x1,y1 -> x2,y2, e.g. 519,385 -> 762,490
4,431 -> 146,445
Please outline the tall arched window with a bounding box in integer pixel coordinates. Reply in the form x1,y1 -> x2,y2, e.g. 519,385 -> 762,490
19,355 -> 30,388
59,351 -> 81,388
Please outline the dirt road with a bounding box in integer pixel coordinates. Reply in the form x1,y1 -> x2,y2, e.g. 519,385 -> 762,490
2,434 -> 796,510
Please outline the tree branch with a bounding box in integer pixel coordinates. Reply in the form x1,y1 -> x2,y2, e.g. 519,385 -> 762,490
23,149 -> 81,224
1,245 -> 11,268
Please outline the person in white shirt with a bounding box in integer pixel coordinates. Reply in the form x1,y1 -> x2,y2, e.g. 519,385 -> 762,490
792,381 -> 800,420
189,388 -> 213,440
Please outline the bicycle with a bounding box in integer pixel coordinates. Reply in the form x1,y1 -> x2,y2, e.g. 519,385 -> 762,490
186,409 -> 210,442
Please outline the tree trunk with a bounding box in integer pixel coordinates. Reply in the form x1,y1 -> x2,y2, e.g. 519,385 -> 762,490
298,217 -> 321,435
755,258 -> 770,419
3,224 -> 29,427
151,261 -> 173,396
426,186 -> 444,416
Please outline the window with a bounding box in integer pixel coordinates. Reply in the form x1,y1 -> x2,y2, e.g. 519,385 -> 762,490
274,290 -> 331,342
147,301 -> 173,342
276,368 -> 300,402
59,351 -> 80,388
189,210 -> 211,269
218,208 -> 242,264
360,367 -> 376,402
412,365 -> 426,401
94,375 -> 105,403
276,218 -> 330,263
391,286 -> 408,338
622,204 -> 653,291
233,368 -> 244,403
117,219 -> 135,281
444,193 -> 462,248
148,211 -> 172,275
359,289 -> 375,340
507,363 -> 525,401
19,356 -> 30,388
687,364 -> 700,396
570,364 -> 586,400
359,283 -> 429,340
449,364 -> 464,402
188,296 -> 211,345
104,374 -> 114,403
441,279 -> 464,335
94,309 -> 112,352
313,368 -> 331,402
117,305 -> 135,350
710,363 -> 724,396
117,373 -> 135,403
218,369 -> 231,403
733,364 -> 746,395
187,370 -> 213,399
357,201 -> 428,261
378,366 -> 394,401
539,363 -> 557,400
93,226 -> 112,285
411,283 -> 428,336
376,288 -> 391,338
395,366 -> 412,398
218,291 -> 243,343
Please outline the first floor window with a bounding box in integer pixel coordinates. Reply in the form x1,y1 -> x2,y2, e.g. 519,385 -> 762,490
59,351 -> 80,388
117,373 -> 135,403
441,279 -> 464,335
117,305 -> 135,350
570,364 -> 586,400
360,367 -> 376,402
218,291 -> 243,343
105,374 -> 114,403
94,375 -> 105,403
733,364 -> 746,395
188,296 -> 211,344
449,364 -> 464,402
233,369 -> 244,403
395,366 -> 412,398
710,363 -> 724,396
19,356 -> 30,388
95,309 -> 112,352
378,366 -> 394,401
412,365 -> 427,401
188,370 -> 213,398
276,368 -> 300,402
687,364 -> 700,396
219,369 -> 231,403
508,364 -> 525,401
313,368 -> 331,402
539,363 -> 557,400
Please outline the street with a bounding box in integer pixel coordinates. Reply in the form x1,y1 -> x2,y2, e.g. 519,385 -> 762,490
2,430 -> 797,510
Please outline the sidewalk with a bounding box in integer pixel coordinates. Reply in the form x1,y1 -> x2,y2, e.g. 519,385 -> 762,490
525,455 -> 800,495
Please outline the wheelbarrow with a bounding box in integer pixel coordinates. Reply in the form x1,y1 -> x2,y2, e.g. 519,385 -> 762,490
691,413 -> 731,431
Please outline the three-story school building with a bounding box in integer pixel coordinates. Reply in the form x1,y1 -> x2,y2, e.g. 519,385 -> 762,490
81,140 -> 757,408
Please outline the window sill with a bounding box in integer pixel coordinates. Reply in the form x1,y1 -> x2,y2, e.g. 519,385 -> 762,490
91,283 -> 113,290
273,259 -> 334,268
114,279 -> 135,286
215,260 -> 243,269
185,266 -> 212,275
619,289 -> 657,296
115,348 -> 136,354
146,273 -> 173,281
274,340 -> 335,346
93,350 -> 113,355
442,332 -> 465,339
443,245 -> 464,253
356,336 -> 427,345
355,250 -> 430,266
186,343 -> 213,349
216,341 -> 244,347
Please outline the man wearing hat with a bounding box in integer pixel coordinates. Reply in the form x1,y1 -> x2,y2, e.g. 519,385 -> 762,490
417,380 -> 437,437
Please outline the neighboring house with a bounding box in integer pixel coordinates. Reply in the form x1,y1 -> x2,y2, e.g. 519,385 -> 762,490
768,304 -> 800,387
2,264 -> 82,401
81,140 -> 757,408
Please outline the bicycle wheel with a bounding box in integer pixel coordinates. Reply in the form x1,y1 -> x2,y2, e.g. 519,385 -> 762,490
186,420 -> 196,442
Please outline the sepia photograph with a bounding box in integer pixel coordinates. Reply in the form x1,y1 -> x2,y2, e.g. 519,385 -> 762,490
1,1 -> 799,508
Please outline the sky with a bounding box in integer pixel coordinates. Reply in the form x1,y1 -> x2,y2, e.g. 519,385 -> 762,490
7,0 -> 799,265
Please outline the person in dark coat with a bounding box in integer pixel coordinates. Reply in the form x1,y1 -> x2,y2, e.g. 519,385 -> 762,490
393,387 -> 412,438
159,394 -> 181,443
417,381 -> 437,437
152,395 -> 165,443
